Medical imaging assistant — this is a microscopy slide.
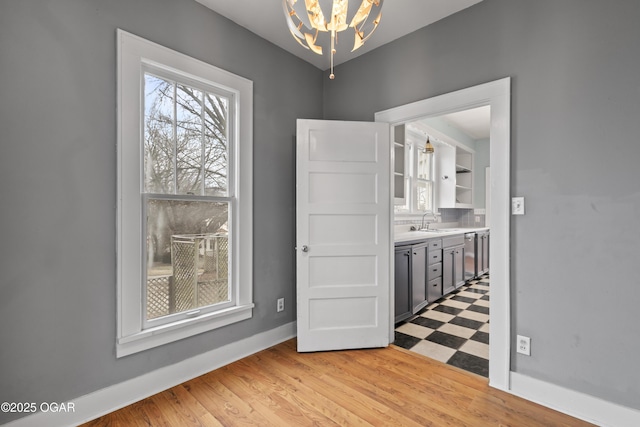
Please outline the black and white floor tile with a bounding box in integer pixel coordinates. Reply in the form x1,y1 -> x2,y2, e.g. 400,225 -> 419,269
394,274 -> 490,377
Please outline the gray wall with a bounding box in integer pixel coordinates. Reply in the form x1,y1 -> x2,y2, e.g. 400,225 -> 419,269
3,0 -> 640,423
0,0 -> 322,423
324,0 -> 640,410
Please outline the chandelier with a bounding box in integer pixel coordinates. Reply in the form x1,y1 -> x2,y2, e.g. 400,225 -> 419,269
282,0 -> 384,79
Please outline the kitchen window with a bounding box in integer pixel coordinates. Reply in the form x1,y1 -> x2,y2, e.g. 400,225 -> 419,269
116,30 -> 253,357
395,136 -> 435,214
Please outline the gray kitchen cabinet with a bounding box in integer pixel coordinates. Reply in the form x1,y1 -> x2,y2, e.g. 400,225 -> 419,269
395,239 -> 441,322
394,245 -> 412,323
442,235 -> 465,295
411,243 -> 429,314
396,232 -> 482,322
476,230 -> 490,276
482,231 -> 490,273
426,239 -> 443,303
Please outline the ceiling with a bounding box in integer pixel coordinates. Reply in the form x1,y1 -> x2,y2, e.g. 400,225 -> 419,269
194,0 -> 489,138
440,106 -> 491,140
408,105 -> 491,144
195,0 -> 483,71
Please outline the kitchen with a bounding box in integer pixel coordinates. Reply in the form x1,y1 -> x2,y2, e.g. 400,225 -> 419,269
391,106 -> 492,376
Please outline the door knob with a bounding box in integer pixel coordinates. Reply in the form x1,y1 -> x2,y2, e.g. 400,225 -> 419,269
301,245 -> 309,252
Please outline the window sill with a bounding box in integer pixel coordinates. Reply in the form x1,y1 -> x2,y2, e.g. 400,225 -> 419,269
116,304 -> 254,357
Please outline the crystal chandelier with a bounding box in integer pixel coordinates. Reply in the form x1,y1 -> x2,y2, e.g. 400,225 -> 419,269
282,0 -> 384,79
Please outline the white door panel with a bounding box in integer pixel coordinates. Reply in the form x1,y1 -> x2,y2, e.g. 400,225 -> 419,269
309,256 -> 377,287
308,172 -> 377,204
308,129 -> 379,162
296,119 -> 391,352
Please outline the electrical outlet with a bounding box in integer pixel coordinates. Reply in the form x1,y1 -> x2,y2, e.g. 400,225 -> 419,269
277,298 -> 285,313
517,335 -> 531,356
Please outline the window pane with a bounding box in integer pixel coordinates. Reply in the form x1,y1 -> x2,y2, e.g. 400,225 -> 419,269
144,73 -> 230,197
204,92 -> 229,196
417,150 -> 432,180
145,199 -> 230,320
416,181 -> 433,212
176,84 -> 204,195
144,74 -> 175,194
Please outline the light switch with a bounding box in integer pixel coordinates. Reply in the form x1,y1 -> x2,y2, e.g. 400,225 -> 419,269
512,197 -> 525,215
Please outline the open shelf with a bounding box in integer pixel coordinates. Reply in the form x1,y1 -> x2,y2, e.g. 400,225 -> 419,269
455,157 -> 473,206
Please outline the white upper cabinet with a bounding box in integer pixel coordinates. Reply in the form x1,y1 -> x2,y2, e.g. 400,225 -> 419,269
436,142 -> 474,209
455,147 -> 474,207
393,124 -> 408,205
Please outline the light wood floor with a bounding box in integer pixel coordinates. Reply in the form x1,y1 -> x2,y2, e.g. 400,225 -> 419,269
82,339 -> 594,426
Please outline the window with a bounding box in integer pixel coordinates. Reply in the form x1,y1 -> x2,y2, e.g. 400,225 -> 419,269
117,30 -> 253,357
414,145 -> 434,212
395,134 -> 435,214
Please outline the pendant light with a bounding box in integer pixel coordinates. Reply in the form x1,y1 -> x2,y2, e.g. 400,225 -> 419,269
424,136 -> 435,154
282,0 -> 384,79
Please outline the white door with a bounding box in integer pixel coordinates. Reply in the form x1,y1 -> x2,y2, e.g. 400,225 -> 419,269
296,119 -> 392,352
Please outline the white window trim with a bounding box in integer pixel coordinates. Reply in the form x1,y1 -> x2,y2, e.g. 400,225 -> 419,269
116,29 -> 253,357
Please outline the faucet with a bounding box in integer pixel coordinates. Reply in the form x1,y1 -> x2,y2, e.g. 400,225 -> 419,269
420,212 -> 436,230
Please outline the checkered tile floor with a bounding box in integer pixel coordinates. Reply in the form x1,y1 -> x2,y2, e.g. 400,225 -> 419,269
394,274 -> 490,377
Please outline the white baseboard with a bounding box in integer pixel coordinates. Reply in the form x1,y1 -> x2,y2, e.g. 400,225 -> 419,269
510,372 -> 640,427
4,322 -> 296,427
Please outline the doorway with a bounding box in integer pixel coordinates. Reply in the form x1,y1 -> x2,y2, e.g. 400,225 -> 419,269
394,105 -> 491,377
375,78 -> 511,390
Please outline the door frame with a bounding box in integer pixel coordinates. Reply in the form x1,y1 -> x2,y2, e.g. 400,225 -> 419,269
375,77 -> 511,391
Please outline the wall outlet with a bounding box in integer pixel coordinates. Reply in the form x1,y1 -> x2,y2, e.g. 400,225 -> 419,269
277,298 -> 285,313
517,335 -> 531,356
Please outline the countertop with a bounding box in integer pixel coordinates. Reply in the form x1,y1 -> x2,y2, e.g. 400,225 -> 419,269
394,227 -> 490,245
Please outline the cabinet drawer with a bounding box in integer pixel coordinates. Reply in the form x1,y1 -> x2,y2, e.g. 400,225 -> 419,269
428,239 -> 442,250
427,277 -> 443,303
428,250 -> 442,265
442,235 -> 464,248
428,262 -> 442,279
